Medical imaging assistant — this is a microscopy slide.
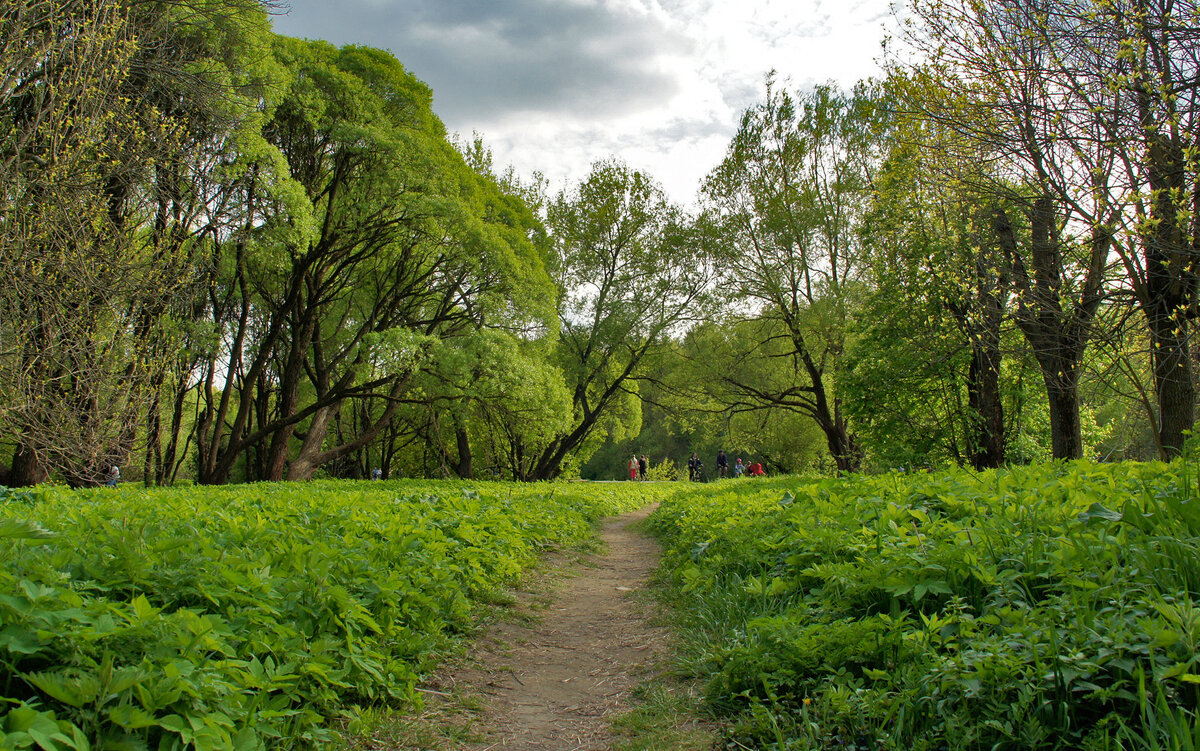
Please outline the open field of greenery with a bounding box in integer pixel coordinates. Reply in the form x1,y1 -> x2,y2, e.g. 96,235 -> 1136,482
9,461 -> 1200,750
650,461 -> 1200,750
0,480 -> 660,750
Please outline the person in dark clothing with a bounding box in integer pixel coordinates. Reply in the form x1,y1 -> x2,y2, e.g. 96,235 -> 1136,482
717,450 -> 729,478
638,455 -> 648,480
687,452 -> 702,481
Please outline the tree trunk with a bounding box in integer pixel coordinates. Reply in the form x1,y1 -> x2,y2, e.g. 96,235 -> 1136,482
817,409 -> 861,473
454,425 -> 472,478
528,376 -> 632,480
144,389 -> 161,487
1046,379 -> 1083,460
1135,64 -> 1198,457
285,376 -> 412,480
993,204 -> 1105,462
793,328 -> 861,473
966,336 -> 1004,470
161,372 -> 190,484
1150,313 -> 1195,458
285,405 -> 334,481
7,442 -> 49,487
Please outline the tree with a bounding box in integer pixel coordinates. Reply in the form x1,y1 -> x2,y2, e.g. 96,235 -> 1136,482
391,331 -> 570,480
185,39 -> 554,484
700,81 -> 878,472
0,0 -> 274,486
899,0 -> 1199,457
526,160 -> 715,480
860,92 -> 1023,469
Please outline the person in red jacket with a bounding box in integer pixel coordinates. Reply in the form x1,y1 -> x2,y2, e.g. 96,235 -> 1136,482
748,461 -> 765,477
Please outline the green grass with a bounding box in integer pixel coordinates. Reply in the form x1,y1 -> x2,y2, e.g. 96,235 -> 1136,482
611,678 -> 717,751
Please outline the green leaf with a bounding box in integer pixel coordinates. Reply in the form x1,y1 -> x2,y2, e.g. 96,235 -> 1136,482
0,626 -> 42,655
232,727 -> 262,751
4,705 -> 46,732
0,519 -> 56,540
25,672 -> 99,708
1078,503 -> 1122,523
129,595 -> 161,622
108,705 -> 158,730
1151,629 -> 1181,648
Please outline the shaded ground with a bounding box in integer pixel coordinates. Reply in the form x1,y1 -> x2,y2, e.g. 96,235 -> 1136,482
418,505 -> 675,750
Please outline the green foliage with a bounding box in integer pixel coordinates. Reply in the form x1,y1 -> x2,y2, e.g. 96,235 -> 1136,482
0,479 -> 645,748
522,159 -> 714,480
650,461 -> 1200,749
696,80 -> 881,472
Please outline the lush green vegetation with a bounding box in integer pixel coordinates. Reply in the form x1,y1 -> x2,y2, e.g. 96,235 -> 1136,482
650,461 -> 1200,749
0,480 -> 654,749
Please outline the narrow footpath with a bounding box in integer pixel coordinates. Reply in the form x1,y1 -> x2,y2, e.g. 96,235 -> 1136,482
426,505 -> 670,750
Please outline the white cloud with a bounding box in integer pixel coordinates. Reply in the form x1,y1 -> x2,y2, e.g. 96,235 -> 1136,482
272,0 -> 898,204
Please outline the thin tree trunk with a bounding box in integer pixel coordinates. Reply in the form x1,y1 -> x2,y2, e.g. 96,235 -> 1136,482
967,337 -> 1004,470
454,424 -> 472,478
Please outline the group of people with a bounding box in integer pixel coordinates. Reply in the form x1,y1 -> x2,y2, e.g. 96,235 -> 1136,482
666,450 -> 766,482
697,450 -> 765,480
628,454 -> 651,480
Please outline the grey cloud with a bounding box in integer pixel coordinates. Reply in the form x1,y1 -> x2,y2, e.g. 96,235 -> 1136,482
644,115 -> 732,145
271,0 -> 690,127
716,73 -> 764,114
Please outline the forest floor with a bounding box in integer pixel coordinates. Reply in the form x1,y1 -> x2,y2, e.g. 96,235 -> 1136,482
368,504 -> 715,750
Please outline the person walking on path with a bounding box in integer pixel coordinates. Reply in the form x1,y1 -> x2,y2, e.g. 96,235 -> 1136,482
717,450 -> 729,478
638,455 -> 648,480
628,454 -> 639,481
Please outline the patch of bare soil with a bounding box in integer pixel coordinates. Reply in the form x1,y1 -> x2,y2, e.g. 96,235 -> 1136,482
424,505 -> 669,750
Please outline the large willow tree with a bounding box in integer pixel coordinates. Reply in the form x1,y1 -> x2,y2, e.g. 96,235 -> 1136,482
187,39 -> 555,484
525,160 -> 716,481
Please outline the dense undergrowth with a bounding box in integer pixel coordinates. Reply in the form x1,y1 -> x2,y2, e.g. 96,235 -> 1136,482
0,479 -> 657,750
649,461 -> 1200,750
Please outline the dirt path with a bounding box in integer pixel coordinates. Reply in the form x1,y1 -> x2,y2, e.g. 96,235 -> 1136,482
430,505 -> 668,750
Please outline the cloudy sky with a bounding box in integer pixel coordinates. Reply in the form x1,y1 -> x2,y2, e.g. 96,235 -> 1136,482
270,0 -> 898,204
